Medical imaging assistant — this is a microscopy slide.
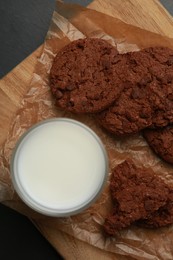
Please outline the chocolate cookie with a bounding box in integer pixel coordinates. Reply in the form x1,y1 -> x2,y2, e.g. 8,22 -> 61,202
143,126 -> 173,164
97,47 -> 173,136
50,38 -> 123,113
104,159 -> 169,235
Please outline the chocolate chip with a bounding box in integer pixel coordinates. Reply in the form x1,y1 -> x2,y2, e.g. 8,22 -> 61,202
139,76 -> 152,86
144,199 -> 155,211
131,87 -> 144,99
113,56 -> 121,64
130,59 -> 137,66
55,84 -> 65,90
66,84 -> 76,91
81,97 -> 88,107
165,100 -> 172,110
68,99 -> 74,107
77,42 -> 84,50
140,108 -> 150,118
93,94 -> 101,100
102,60 -> 111,70
51,87 -> 57,95
126,111 -> 137,122
55,90 -> 63,99
103,47 -> 111,55
165,74 -> 173,84
168,93 -> 173,100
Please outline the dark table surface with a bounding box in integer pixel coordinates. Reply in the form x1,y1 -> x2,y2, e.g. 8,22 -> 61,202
0,0 -> 173,259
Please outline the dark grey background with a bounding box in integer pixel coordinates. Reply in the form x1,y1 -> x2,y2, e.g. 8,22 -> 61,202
0,0 -> 173,259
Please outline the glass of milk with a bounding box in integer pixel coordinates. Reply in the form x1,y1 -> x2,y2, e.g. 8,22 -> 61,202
11,118 -> 108,216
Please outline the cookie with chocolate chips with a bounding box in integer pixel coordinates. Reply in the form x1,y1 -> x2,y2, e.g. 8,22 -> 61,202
50,38 -> 123,113
103,159 -> 170,235
97,47 -> 173,136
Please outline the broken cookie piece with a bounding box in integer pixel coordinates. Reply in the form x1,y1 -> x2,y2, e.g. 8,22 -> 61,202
104,159 -> 170,236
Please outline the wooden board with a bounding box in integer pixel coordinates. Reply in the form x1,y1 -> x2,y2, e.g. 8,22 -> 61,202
0,0 -> 173,259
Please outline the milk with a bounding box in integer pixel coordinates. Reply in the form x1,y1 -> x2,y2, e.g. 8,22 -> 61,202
12,119 -> 107,215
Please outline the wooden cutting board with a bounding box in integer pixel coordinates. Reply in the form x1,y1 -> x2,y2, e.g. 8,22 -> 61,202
1,0 -> 173,259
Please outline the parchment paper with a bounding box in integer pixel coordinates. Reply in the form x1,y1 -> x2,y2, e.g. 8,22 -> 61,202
1,1 -> 173,259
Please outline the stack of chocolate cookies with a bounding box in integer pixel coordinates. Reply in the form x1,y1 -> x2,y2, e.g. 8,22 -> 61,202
50,38 -> 173,165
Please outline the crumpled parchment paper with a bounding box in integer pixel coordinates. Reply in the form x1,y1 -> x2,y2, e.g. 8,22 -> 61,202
1,1 -> 173,259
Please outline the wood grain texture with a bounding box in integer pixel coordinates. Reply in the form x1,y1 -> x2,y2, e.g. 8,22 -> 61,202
35,223 -> 135,260
89,0 -> 173,37
1,0 -> 173,259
